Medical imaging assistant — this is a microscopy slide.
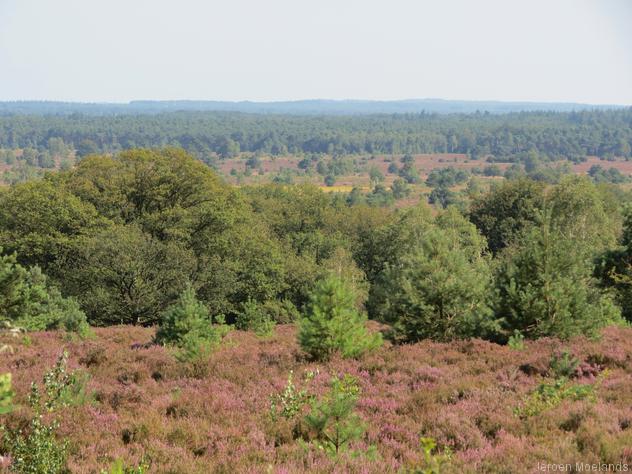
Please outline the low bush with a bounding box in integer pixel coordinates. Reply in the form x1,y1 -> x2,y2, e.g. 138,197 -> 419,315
0,373 -> 13,415
1,352 -> 81,473
261,299 -> 300,324
548,350 -> 580,379
269,370 -> 317,422
514,377 -> 597,419
507,330 -> 525,350
412,437 -> 453,474
104,458 -> 151,474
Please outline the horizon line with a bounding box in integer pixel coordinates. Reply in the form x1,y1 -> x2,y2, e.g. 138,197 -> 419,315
0,97 -> 630,107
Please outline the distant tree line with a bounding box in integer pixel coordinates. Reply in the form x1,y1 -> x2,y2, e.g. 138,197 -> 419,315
0,109 -> 630,163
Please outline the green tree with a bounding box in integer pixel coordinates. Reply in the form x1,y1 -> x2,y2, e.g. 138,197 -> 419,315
62,149 -> 290,322
155,285 -> 228,360
469,178 -> 545,254
547,175 -> 619,253
63,226 -> 195,326
369,207 -> 497,342
75,138 -> 99,158
428,186 -> 458,209
235,298 -> 275,337
496,212 -> 622,340
368,166 -> 384,187
0,179 -> 105,271
321,247 -> 369,309
217,137 -> 240,158
596,205 -> 632,322
298,276 -> 381,361
0,249 -> 89,334
425,167 -> 468,188
398,163 -> 419,184
391,178 -> 411,199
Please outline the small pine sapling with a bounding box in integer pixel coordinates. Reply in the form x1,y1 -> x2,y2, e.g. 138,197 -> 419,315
0,373 -> 13,415
304,375 -> 367,457
155,285 -> 229,361
299,276 -> 381,361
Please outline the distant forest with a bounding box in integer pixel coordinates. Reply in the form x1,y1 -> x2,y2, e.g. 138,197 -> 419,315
0,99 -> 626,115
0,108 -> 631,163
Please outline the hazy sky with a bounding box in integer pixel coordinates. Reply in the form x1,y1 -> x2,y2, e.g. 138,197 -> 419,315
0,0 -> 631,104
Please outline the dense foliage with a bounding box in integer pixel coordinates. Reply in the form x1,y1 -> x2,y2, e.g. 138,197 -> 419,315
1,147 -> 630,345
368,207 -> 498,342
0,249 -> 88,334
0,109 -> 631,163
298,276 -> 382,361
155,285 -> 229,361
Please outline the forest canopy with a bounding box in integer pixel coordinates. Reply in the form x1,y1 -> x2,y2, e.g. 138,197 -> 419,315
0,109 -> 630,163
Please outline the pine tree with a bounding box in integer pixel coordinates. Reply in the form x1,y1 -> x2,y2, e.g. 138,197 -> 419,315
155,285 -> 228,360
0,249 -> 89,334
369,207 -> 498,342
497,213 -> 622,340
298,276 -> 381,361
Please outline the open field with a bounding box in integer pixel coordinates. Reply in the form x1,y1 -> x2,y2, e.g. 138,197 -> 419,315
217,153 -> 511,186
3,147 -> 632,190
572,156 -> 632,174
2,325 -> 632,473
216,153 -> 632,187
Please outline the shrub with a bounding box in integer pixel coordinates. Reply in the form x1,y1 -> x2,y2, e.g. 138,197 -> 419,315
0,373 -> 13,415
507,330 -> 525,350
261,299 -> 300,324
4,416 -> 68,474
269,370 -> 318,422
2,352 -> 80,473
155,285 -> 229,361
298,276 -> 382,361
549,350 -> 580,379
514,378 -> 595,419
104,458 -> 151,474
413,437 -> 453,474
235,298 -> 275,337
32,350 -> 91,412
391,178 -> 410,199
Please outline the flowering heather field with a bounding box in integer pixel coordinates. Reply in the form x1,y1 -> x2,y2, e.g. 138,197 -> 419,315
2,325 -> 632,473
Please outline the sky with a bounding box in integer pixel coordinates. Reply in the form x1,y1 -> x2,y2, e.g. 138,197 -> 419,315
0,0 -> 631,104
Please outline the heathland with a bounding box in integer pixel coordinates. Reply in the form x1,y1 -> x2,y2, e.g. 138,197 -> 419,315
1,106 -> 632,472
